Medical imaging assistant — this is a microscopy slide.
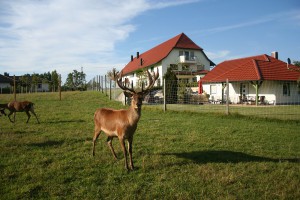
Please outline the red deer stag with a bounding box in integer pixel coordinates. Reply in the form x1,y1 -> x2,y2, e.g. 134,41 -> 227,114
92,69 -> 159,170
1,101 -> 40,124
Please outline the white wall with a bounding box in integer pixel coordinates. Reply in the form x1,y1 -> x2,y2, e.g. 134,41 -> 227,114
162,49 -> 211,72
203,81 -> 300,105
124,48 -> 212,88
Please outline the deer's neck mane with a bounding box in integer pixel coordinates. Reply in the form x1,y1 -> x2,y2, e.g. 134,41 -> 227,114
127,106 -> 141,125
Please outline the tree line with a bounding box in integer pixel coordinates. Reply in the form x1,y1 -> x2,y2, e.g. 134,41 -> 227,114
3,69 -> 87,93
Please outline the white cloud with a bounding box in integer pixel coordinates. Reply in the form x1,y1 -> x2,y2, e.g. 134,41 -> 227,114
206,50 -> 230,60
0,0 -> 155,81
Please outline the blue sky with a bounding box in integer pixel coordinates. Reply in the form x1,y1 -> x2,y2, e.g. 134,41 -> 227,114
0,0 -> 299,82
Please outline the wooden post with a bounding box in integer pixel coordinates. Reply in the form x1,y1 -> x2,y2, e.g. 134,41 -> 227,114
255,82 -> 258,106
250,81 -> 262,106
226,79 -> 229,115
59,74 -> 62,101
163,78 -> 167,112
105,75 -> 107,96
221,82 -> 224,104
14,75 -> 16,101
101,76 -> 104,93
109,79 -> 112,100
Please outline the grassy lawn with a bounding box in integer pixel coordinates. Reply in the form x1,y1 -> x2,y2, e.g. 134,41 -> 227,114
158,103 -> 300,121
0,91 -> 299,199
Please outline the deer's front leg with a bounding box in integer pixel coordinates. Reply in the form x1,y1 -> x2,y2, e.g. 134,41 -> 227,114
25,111 -> 31,123
30,110 -> 40,124
127,137 -> 134,170
119,138 -> 128,170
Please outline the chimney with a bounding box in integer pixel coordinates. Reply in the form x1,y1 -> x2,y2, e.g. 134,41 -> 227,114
271,51 -> 278,59
131,55 -> 133,62
137,52 -> 139,59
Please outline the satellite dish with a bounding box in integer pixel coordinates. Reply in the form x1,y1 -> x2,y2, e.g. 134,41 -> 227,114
287,58 -> 291,65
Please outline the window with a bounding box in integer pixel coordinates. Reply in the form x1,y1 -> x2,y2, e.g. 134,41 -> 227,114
210,85 -> 217,94
283,82 -> 290,96
185,51 -> 189,59
190,51 -> 195,60
179,50 -> 195,61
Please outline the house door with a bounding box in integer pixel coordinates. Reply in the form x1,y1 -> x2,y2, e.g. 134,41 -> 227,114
240,83 -> 248,96
239,83 -> 249,103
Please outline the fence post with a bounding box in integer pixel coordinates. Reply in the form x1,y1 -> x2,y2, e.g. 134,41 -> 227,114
14,75 -> 16,101
59,74 -> 61,101
163,78 -> 167,112
100,75 -> 102,91
226,78 -> 229,115
105,75 -> 107,96
101,76 -> 104,93
109,79 -> 112,100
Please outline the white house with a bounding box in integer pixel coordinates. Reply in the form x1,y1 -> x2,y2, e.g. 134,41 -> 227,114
121,33 -> 215,87
201,52 -> 300,105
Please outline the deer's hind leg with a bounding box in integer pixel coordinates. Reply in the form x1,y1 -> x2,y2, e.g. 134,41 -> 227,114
107,136 -> 117,160
92,126 -> 102,156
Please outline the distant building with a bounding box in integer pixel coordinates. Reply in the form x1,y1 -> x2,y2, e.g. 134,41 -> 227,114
201,52 -> 300,105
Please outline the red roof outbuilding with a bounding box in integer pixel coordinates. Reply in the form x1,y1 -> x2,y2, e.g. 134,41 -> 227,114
202,54 -> 300,83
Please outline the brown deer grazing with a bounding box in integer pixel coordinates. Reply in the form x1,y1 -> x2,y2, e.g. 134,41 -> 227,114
1,101 -> 40,124
92,69 -> 159,170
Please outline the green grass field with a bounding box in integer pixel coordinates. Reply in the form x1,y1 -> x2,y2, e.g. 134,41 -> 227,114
0,91 -> 299,199
157,103 -> 300,121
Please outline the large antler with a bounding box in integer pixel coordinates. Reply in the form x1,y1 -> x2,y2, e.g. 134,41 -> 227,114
117,68 -> 159,94
116,70 -> 136,94
142,68 -> 159,93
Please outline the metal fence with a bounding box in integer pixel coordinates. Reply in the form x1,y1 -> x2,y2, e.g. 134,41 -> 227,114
90,77 -> 300,121
146,80 -> 300,121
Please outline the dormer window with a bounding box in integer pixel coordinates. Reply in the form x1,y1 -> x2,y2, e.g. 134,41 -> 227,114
179,50 -> 195,61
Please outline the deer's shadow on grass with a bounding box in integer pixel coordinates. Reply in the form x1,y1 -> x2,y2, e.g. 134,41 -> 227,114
160,150 -> 299,164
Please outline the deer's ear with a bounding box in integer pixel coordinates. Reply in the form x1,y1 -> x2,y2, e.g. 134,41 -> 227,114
124,91 -> 133,98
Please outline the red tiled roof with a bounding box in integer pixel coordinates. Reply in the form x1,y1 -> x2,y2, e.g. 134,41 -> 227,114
202,54 -> 300,82
122,33 -> 205,75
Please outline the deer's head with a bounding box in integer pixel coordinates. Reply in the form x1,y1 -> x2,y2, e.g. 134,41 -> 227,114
117,69 -> 159,110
